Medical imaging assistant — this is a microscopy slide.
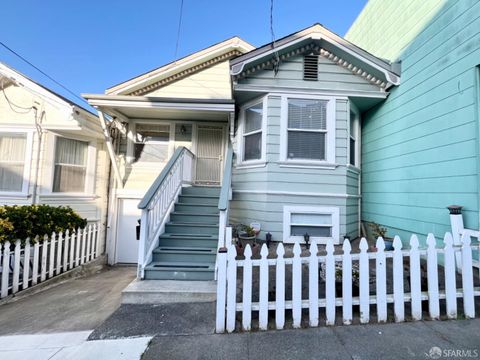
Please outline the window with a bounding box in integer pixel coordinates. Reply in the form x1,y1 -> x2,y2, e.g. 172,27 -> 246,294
239,99 -> 265,164
0,133 -> 27,192
134,124 -> 170,163
283,206 -> 340,244
349,105 -> 360,167
53,137 -> 88,192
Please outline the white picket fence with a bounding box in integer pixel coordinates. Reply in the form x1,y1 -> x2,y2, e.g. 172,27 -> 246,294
216,229 -> 480,333
0,223 -> 100,299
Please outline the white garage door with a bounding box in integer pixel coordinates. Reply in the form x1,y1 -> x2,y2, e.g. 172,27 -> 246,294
116,199 -> 142,264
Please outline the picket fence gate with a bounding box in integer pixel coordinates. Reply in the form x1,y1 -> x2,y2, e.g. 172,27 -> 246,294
0,223 -> 100,299
216,228 -> 480,333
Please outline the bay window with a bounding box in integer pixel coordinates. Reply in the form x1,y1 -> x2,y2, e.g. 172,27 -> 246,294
239,98 -> 265,164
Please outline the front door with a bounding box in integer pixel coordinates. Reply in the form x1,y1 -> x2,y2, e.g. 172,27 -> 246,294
195,125 -> 224,184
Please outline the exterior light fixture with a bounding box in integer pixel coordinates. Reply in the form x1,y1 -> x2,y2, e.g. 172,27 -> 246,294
303,232 -> 310,247
266,232 -> 272,248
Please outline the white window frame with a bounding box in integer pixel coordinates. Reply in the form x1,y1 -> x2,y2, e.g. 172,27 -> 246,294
349,101 -> 361,169
237,96 -> 267,166
0,129 -> 34,196
128,121 -> 174,166
47,134 -> 97,196
283,205 -> 340,244
279,94 -> 336,165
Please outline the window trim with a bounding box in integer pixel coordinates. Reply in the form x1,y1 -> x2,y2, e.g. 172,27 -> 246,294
48,134 -> 97,196
279,95 -> 336,165
128,121 -> 174,166
237,96 -> 267,166
349,101 -> 361,169
0,129 -> 33,196
283,205 -> 340,244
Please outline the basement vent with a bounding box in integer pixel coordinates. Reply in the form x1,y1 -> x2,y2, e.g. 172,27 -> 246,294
303,54 -> 319,81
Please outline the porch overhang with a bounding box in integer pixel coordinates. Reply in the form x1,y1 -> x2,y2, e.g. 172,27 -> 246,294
82,94 -> 235,121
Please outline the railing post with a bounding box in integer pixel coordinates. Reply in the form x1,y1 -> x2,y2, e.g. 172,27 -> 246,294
447,205 -> 464,271
215,247 -> 228,333
137,210 -> 148,279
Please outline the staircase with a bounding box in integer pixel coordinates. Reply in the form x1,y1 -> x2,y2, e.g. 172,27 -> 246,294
143,185 -> 220,280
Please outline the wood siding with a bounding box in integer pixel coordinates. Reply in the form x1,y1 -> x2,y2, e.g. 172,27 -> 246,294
346,0 -> 480,243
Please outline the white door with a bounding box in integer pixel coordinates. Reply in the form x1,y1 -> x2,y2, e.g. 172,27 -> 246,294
195,126 -> 224,184
116,199 -> 142,264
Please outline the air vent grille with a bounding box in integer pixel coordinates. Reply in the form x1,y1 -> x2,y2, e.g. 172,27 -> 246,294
303,54 -> 319,81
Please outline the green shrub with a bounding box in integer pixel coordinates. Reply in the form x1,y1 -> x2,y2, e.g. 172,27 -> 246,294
0,205 -> 87,244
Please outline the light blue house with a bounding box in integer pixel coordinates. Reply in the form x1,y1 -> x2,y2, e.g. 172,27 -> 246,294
346,0 -> 480,248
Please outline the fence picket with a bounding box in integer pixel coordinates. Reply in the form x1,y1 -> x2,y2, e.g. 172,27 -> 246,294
22,239 -> 31,290
393,236 -> 405,322
292,242 -> 302,328
226,245 -> 237,333
443,233 -> 457,319
75,228 -> 81,267
40,236 -> 48,282
325,241 -> 335,325
242,245 -> 252,331
461,233 -> 475,318
375,237 -> 387,322
342,240 -> 353,325
69,231 -> 75,270
80,227 -> 87,264
94,223 -> 99,258
0,242 -> 9,298
259,244 -> 269,330
426,234 -> 440,319
63,230 -> 70,272
359,238 -> 369,324
215,247 -> 227,333
86,225 -> 92,262
56,232 -> 63,275
409,235 -> 422,320
48,232 -> 56,279
308,240 -> 319,327
12,240 -> 21,294
32,238 -> 39,286
275,243 -> 286,330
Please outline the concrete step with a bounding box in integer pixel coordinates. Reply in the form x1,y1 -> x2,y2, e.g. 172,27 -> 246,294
182,186 -> 220,197
122,279 -> 216,304
174,203 -> 219,214
144,261 -> 215,281
178,194 -> 219,205
170,212 -> 219,223
158,233 -> 218,248
152,246 -> 216,263
165,222 -> 218,235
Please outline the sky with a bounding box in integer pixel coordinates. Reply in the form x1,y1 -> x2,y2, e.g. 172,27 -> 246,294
1,0 -> 367,109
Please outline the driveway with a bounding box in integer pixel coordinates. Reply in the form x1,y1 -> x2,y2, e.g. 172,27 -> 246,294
0,266 -> 136,335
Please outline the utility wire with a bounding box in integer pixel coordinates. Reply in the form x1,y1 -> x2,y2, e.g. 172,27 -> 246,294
174,0 -> 185,61
270,0 -> 280,74
0,41 -> 89,105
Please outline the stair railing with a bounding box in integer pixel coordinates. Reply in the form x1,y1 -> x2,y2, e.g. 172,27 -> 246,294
137,146 -> 194,278
218,145 -> 233,251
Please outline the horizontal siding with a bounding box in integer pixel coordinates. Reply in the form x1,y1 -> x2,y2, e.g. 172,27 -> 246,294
346,1 -> 480,240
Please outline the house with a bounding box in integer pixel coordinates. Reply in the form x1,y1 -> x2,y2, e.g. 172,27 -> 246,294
0,62 -> 109,247
345,0 -> 480,247
84,24 -> 402,282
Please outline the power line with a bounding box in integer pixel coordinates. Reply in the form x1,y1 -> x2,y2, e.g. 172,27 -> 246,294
0,41 -> 89,105
174,0 -> 185,61
270,0 -> 280,74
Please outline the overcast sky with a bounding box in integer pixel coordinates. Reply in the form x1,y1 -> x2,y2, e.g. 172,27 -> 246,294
1,0 -> 367,108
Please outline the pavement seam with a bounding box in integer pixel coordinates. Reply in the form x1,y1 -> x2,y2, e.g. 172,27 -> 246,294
331,327 -> 356,360
420,320 -> 455,345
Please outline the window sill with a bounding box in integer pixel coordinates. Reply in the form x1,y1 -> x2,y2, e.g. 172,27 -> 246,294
283,236 -> 341,245
0,192 -> 31,199
235,161 -> 266,170
278,161 -> 337,170
346,164 -> 361,174
39,193 -> 99,200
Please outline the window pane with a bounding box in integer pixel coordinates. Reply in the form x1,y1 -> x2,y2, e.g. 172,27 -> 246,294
134,143 -> 169,162
291,225 -> 332,237
244,132 -> 262,161
287,131 -> 325,160
350,138 -> 356,166
245,103 -> 263,133
350,111 -> 356,136
291,213 -> 332,225
136,124 -> 170,142
55,138 -> 87,166
0,133 -> 26,191
53,165 -> 86,192
288,99 -> 327,130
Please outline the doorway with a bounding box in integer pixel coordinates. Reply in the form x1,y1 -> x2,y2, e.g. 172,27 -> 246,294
195,125 -> 224,184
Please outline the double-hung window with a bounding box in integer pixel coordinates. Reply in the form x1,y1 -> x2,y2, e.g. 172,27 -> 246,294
134,123 -> 170,163
240,100 -> 264,163
281,96 -> 335,164
0,133 -> 28,192
349,105 -> 360,167
53,137 -> 88,193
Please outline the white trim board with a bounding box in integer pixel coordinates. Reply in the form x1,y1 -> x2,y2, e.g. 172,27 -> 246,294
233,189 -> 361,198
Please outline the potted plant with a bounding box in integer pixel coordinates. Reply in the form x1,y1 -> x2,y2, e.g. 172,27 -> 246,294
368,222 -> 393,250
233,224 -> 259,257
